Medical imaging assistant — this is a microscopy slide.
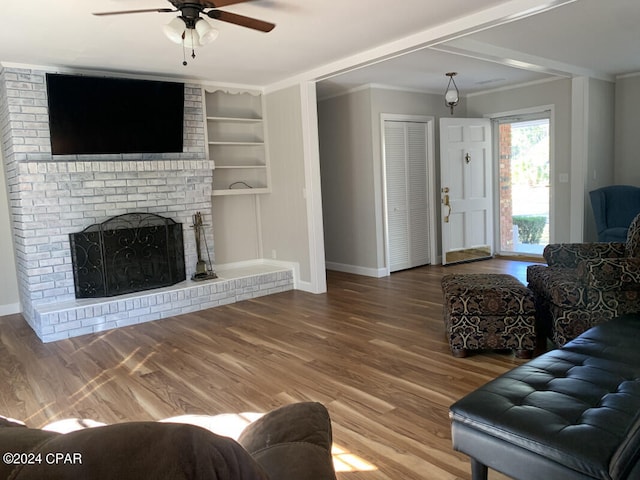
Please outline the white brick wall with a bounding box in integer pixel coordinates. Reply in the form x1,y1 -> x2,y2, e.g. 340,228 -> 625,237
13,159 -> 214,302
0,66 -> 293,342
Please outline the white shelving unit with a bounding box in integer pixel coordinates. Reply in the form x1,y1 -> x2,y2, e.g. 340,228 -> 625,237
204,88 -> 270,195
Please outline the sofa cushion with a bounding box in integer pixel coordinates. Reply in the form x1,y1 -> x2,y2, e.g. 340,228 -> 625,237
0,417 -> 59,480
577,258 -> 640,291
528,266 -> 589,307
8,422 -> 269,480
238,402 -> 337,480
543,242 -> 626,268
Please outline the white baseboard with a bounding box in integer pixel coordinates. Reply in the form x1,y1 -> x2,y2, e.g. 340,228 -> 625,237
325,261 -> 387,278
215,258 -> 302,290
0,302 -> 21,316
295,280 -> 315,293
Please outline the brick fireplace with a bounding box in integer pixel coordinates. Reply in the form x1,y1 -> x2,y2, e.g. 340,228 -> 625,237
0,66 -> 293,342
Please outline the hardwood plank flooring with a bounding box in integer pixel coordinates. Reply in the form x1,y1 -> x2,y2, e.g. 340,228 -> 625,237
0,258 -> 540,479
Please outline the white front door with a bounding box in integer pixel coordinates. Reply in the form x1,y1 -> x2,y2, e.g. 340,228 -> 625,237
439,118 -> 493,265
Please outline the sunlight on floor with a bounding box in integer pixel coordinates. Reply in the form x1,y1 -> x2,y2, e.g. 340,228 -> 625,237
160,412 -> 264,439
43,413 -> 378,473
43,418 -> 106,433
332,445 -> 378,472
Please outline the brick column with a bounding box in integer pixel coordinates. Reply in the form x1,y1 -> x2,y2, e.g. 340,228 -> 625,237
499,123 -> 513,251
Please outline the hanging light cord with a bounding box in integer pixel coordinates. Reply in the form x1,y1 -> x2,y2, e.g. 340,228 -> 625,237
190,28 -> 196,60
181,31 -> 188,66
180,29 -> 196,66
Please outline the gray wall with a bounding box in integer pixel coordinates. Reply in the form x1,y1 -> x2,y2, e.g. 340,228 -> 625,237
614,74 -> 640,185
262,85 -> 312,283
0,147 -> 19,314
318,86 -> 456,275
584,78 -> 616,241
318,88 -> 377,274
319,77 -> 620,270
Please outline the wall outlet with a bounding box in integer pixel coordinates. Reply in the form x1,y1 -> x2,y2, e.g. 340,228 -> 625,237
271,249 -> 277,259
559,173 -> 569,183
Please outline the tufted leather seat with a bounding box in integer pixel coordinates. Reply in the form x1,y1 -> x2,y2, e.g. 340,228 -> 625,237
449,314 -> 640,480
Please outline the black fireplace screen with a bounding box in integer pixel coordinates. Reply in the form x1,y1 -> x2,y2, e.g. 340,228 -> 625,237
69,213 -> 186,298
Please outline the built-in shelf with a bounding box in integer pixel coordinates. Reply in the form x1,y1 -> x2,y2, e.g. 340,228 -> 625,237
204,89 -> 270,195
206,116 -> 263,123
209,141 -> 264,146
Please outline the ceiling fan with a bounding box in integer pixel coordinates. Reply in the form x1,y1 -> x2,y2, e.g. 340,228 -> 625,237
93,0 -> 275,64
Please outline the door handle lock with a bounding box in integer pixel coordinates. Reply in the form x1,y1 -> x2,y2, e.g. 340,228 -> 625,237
442,194 -> 451,223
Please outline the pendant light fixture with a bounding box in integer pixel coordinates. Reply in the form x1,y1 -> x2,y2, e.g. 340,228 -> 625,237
444,72 -> 460,115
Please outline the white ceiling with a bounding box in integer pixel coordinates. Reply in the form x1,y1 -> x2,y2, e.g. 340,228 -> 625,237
1,0 -> 638,98
317,0 -> 640,98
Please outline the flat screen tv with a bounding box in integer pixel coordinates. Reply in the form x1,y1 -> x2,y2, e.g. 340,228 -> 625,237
46,73 -> 184,155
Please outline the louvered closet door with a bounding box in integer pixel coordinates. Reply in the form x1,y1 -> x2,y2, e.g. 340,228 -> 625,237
384,121 -> 430,272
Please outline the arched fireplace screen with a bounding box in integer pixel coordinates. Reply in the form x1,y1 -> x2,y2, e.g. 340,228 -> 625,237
69,213 -> 186,298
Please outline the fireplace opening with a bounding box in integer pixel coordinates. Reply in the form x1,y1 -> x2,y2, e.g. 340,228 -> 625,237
69,213 -> 186,298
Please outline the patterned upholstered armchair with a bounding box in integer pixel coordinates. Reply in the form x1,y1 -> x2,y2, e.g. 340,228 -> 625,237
527,213 -> 640,346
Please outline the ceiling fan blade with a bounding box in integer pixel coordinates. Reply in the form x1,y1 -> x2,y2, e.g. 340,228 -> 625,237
200,0 -> 258,7
93,8 -> 174,16
207,10 -> 275,32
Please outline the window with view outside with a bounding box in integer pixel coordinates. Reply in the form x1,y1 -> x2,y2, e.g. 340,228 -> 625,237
498,117 -> 550,255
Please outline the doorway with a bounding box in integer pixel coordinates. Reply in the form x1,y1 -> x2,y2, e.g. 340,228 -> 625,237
493,111 -> 551,255
439,117 -> 493,265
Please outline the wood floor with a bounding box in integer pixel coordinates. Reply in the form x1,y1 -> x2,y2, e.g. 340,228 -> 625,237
0,258 -> 539,480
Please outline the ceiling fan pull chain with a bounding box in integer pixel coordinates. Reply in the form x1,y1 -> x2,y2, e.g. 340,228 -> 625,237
181,31 -> 188,66
190,28 -> 196,60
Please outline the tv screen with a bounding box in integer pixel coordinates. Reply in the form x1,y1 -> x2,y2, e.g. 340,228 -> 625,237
46,73 -> 184,155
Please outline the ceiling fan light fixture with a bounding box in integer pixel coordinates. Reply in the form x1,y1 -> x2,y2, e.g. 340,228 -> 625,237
195,18 -> 218,45
182,28 -> 201,49
444,72 -> 460,115
163,17 -> 187,44
94,1 -> 275,66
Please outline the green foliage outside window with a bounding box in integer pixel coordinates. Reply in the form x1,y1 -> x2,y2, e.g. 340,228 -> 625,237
513,215 -> 547,244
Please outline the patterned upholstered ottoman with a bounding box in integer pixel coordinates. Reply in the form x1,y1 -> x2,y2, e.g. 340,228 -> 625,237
441,273 -> 536,358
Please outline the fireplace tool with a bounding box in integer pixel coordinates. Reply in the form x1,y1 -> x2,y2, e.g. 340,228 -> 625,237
191,212 -> 217,281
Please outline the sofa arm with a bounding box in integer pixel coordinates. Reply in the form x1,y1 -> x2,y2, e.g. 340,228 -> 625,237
238,402 -> 337,480
0,417 -> 59,480
578,258 -> 640,291
543,242 -> 626,268
7,421 -> 270,480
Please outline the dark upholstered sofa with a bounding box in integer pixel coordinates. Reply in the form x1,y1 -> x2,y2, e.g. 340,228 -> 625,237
0,402 -> 337,480
449,314 -> 640,480
527,213 -> 640,346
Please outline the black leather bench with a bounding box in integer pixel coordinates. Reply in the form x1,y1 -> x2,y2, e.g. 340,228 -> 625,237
449,314 -> 640,480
